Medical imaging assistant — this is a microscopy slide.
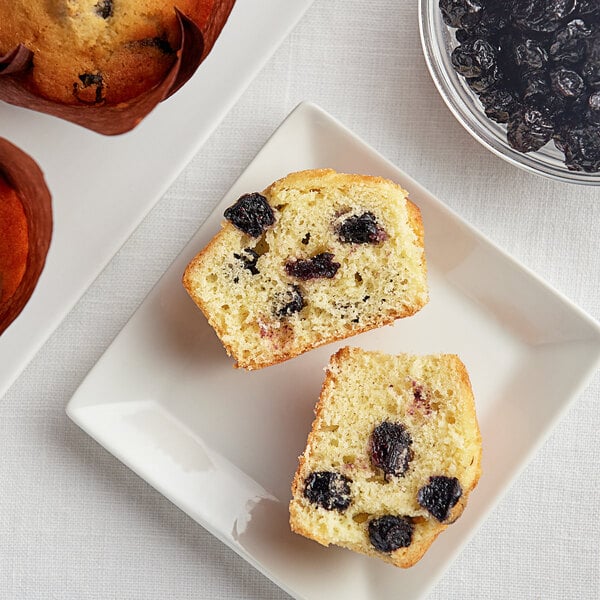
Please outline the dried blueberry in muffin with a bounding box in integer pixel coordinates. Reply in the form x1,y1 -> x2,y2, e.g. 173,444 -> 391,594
74,73 -> 105,104
224,193 -> 275,237
369,421 -> 414,479
94,0 -> 113,19
417,476 -> 462,522
337,212 -> 387,244
285,253 -> 340,280
275,285 -> 305,317
304,471 -> 352,511
368,515 -> 414,552
233,248 -> 260,275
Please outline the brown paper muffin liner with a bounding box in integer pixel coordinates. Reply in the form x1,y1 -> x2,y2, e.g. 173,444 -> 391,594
0,3 -> 235,136
0,138 -> 52,336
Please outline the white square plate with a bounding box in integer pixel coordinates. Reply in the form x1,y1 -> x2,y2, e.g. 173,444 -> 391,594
0,0 -> 315,398
67,102 -> 600,600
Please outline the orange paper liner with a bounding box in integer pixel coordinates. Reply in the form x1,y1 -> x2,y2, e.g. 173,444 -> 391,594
0,138 -> 52,336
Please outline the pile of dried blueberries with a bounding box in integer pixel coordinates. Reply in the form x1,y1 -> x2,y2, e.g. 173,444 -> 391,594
439,0 -> 600,172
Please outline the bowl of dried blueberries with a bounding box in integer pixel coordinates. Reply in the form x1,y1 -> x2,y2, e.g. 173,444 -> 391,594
419,0 -> 600,184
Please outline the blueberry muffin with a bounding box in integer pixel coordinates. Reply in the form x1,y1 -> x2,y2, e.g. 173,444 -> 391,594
182,169 -> 429,369
0,138 -> 52,335
289,347 -> 482,568
0,1 -> 232,105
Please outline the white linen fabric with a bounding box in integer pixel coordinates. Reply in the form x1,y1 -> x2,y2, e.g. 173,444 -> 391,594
1,2 -> 599,599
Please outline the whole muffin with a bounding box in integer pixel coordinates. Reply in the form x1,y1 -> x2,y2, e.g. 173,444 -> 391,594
0,1 -> 230,106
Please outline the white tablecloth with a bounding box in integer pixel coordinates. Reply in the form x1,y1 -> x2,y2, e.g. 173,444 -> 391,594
2,2 -> 599,599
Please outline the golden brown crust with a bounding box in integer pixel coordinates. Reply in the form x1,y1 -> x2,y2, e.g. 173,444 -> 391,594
264,168 -> 411,197
444,355 -> 483,524
406,199 -> 426,252
182,226 -> 240,360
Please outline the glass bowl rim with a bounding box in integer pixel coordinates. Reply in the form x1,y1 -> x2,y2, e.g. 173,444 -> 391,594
418,0 -> 600,186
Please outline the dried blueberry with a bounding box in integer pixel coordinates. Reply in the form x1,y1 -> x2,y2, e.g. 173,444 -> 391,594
224,193 -> 275,238
233,248 -> 260,275
583,35 -> 600,90
73,73 -> 104,104
301,232 -> 311,245
285,253 -> 340,280
550,68 -> 585,99
549,20 -> 591,66
94,0 -> 113,19
511,38 -> 548,72
479,88 -> 517,123
521,71 -> 551,107
507,107 -> 554,152
583,60 -> 600,92
451,39 -> 497,78
417,476 -> 462,522
368,515 -> 414,553
135,37 -> 174,55
589,91 -> 600,112
338,212 -> 386,244
561,125 -> 600,172
455,28 -> 473,44
439,0 -> 483,29
369,422 -> 413,479
586,33 -> 600,63
304,471 -> 352,511
275,285 -> 305,317
467,65 -> 503,93
578,0 -> 600,17
513,0 -> 577,34
550,38 -> 586,66
585,104 -> 600,125
78,73 -> 103,88
470,5 -> 511,39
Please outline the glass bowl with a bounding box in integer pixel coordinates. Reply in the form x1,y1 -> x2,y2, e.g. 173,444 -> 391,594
418,0 -> 600,186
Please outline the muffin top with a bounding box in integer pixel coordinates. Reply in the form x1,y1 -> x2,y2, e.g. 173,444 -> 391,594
0,1 -> 215,105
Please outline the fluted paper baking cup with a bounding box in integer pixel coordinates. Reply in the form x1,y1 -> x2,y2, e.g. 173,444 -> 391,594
0,3 -> 235,136
0,138 -> 53,335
